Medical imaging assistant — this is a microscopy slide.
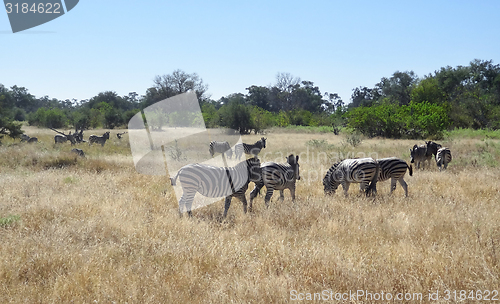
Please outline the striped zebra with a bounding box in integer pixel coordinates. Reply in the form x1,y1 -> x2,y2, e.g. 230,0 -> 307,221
71,148 -> 86,157
249,154 -> 300,209
209,141 -> 233,159
409,144 -> 429,169
376,157 -> 413,197
425,141 -> 442,158
234,137 -> 267,160
323,158 -> 379,196
170,156 -> 262,217
435,147 -> 452,170
89,132 -> 110,146
54,134 -> 68,144
21,134 -> 38,143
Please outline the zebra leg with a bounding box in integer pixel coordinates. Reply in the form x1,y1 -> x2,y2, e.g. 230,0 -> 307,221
264,187 -> 274,208
179,192 -> 195,218
237,194 -> 248,214
290,186 -> 296,203
278,190 -> 285,201
342,182 -> 351,196
398,178 -> 408,197
223,196 -> 233,218
390,178 -> 397,194
249,182 -> 263,212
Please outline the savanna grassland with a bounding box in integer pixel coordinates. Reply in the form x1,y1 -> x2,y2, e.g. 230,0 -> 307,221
1,126 -> 500,303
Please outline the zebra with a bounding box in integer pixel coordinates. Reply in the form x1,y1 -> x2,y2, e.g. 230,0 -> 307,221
249,154 -> 300,210
54,134 -> 68,144
234,137 -> 267,160
435,147 -> 452,170
116,132 -> 127,139
209,141 -> 233,159
376,157 -> 413,197
21,134 -> 38,143
20,134 -> 30,142
425,141 -> 442,158
409,144 -> 429,169
169,156 -> 262,218
71,148 -> 86,157
89,132 -> 110,146
323,158 -> 379,197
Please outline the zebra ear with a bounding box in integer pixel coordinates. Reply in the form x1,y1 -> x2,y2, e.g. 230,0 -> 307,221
296,155 -> 299,162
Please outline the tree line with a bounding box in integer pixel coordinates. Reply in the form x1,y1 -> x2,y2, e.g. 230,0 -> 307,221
1,59 -> 500,143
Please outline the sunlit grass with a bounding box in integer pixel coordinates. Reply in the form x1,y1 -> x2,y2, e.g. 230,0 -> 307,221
0,127 -> 499,302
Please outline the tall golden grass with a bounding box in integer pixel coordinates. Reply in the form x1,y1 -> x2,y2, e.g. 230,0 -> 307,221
1,126 -> 499,303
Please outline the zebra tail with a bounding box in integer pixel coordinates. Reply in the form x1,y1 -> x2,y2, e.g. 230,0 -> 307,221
408,164 -> 413,176
170,172 -> 180,186
365,162 -> 380,197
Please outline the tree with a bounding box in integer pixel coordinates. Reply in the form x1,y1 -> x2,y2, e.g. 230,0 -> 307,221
143,69 -> 209,108
374,70 -> 418,106
350,86 -> 375,108
0,85 -> 23,143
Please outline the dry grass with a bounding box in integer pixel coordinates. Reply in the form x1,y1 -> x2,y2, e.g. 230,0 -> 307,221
1,127 -> 500,303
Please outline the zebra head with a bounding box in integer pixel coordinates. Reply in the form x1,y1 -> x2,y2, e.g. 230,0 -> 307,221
287,154 -> 300,181
245,156 -> 262,183
323,162 -> 341,195
409,146 -> 416,163
259,137 -> 267,148
425,141 -> 442,157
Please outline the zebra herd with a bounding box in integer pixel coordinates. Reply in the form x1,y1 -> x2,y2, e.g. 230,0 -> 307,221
172,138 -> 453,218
208,138 -> 267,160
20,130 -> 120,160
409,141 -> 452,171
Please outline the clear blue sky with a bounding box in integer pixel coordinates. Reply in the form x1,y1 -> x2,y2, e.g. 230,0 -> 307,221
1,1 -> 499,104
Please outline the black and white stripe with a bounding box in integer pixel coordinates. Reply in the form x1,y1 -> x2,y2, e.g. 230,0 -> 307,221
170,157 -> 262,217
71,148 -> 86,157
89,132 -> 110,146
425,141 -> 442,158
234,137 -> 267,160
377,157 -> 412,197
249,154 -> 300,209
209,141 -> 233,159
54,134 -> 68,144
435,147 -> 452,170
323,158 -> 379,196
409,144 -> 429,169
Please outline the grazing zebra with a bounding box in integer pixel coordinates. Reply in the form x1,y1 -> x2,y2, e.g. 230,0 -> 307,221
89,132 -> 110,146
435,147 -> 452,170
234,137 -> 267,160
54,134 -> 68,144
249,154 -> 300,209
376,157 -> 413,197
71,148 -> 86,157
409,144 -> 429,169
209,141 -> 233,159
323,158 -> 379,197
170,156 -> 262,218
21,134 -> 38,143
116,132 -> 127,139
